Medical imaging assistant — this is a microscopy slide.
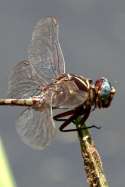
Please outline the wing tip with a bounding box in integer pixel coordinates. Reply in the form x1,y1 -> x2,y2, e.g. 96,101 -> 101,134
38,16 -> 59,27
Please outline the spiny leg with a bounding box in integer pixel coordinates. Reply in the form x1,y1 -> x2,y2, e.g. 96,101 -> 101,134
82,125 -> 101,130
59,106 -> 100,132
53,109 -> 74,121
59,112 -> 82,132
54,103 -> 96,132
54,109 -> 79,131
79,107 -> 101,130
79,107 -> 91,126
59,105 -> 89,132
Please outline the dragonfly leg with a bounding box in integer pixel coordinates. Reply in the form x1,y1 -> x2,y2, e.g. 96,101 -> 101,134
59,106 -> 88,132
59,106 -> 92,132
54,104 -> 94,132
79,108 -> 101,130
53,109 -> 74,121
53,103 -> 86,122
54,108 -> 83,132
59,113 -> 81,132
82,125 -> 101,130
79,108 -> 91,126
53,118 -> 67,122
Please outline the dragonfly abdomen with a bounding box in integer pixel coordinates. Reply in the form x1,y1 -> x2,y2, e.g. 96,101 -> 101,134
0,98 -> 37,106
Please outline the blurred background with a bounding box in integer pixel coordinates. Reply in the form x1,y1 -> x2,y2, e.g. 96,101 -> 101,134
0,0 -> 124,186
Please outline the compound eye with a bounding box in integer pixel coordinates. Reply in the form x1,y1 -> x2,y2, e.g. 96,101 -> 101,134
100,79 -> 111,99
95,77 -> 111,99
95,77 -> 116,108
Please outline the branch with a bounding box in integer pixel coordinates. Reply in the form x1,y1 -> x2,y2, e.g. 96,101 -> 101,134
73,118 -> 109,187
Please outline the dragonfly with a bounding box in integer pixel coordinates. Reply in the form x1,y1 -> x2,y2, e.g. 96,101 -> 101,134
0,17 -> 116,150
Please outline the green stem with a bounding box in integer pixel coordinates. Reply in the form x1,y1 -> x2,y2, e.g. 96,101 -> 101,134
73,118 -> 109,187
0,138 -> 16,187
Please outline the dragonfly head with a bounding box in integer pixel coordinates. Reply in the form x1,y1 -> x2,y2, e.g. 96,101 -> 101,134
95,77 -> 116,108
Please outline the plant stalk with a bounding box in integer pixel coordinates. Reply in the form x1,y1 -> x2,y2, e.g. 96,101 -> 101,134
74,118 -> 109,187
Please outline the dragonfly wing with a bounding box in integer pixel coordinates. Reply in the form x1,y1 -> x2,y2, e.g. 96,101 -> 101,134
28,17 -> 65,81
16,105 -> 56,150
8,60 -> 43,98
8,17 -> 65,99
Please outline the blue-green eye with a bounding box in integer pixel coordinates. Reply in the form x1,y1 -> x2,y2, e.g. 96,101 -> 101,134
95,77 -> 112,100
100,78 -> 111,99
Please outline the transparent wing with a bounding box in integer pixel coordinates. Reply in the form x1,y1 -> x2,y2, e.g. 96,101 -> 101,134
28,17 -> 65,82
16,105 -> 56,150
8,17 -> 65,98
8,60 -> 43,98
